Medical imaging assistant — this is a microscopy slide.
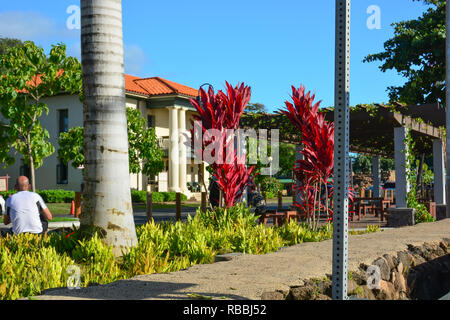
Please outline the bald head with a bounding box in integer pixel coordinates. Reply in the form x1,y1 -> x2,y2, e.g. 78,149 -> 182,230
16,176 -> 30,191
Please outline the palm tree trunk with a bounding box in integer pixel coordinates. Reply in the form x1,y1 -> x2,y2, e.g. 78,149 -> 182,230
80,0 -> 137,256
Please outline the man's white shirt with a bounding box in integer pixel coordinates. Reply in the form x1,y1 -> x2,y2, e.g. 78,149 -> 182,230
5,191 -> 47,234
0,195 -> 5,215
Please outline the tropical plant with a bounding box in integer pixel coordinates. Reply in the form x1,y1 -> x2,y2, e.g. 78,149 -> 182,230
190,82 -> 256,208
80,0 -> 137,256
280,85 -> 335,230
0,41 -> 82,191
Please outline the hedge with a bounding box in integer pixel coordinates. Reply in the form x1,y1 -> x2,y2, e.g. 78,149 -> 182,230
1,190 -> 188,204
0,190 -> 75,203
131,190 -> 188,203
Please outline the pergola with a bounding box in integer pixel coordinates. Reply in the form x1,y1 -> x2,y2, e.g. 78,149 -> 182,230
239,102 -> 446,208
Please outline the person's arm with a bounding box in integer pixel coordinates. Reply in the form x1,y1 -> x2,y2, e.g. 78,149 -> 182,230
41,207 -> 52,221
36,195 -> 52,220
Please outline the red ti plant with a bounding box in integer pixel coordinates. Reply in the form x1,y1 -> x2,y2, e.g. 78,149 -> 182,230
190,82 -> 255,208
280,85 -> 335,230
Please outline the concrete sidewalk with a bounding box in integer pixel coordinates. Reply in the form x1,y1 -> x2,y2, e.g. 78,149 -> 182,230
36,219 -> 450,300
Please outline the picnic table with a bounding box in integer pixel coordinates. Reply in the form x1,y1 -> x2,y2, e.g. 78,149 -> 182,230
259,209 -> 298,226
352,197 -> 391,222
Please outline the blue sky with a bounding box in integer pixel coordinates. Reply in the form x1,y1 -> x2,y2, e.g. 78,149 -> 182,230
0,0 -> 430,112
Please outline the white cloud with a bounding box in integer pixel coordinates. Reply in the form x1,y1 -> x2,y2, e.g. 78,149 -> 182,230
0,11 -> 76,41
124,44 -> 147,75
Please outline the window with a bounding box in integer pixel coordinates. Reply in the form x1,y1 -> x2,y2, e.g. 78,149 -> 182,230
57,158 -> 68,185
147,115 -> 155,128
58,109 -> 69,134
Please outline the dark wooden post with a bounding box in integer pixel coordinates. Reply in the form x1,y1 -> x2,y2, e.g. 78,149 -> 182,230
176,192 -> 182,221
278,191 -> 283,210
74,192 -> 82,218
146,191 -> 153,222
201,192 -> 207,213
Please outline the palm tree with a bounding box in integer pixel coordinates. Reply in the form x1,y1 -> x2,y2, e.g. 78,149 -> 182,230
80,0 -> 138,256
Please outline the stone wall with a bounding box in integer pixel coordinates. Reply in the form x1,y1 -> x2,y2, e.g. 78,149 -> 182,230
261,238 -> 450,300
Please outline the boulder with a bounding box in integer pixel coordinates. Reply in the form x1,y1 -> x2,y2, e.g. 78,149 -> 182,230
372,257 -> 391,281
289,285 -> 318,300
261,291 -> 285,300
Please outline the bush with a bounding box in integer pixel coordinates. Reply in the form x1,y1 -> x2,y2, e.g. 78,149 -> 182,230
130,190 -> 187,203
0,203 -> 376,300
260,177 -> 283,196
0,190 -> 74,203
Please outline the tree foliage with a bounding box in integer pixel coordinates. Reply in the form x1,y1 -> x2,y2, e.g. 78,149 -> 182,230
363,0 -> 446,105
0,41 -> 82,191
58,108 -> 165,177
245,103 -> 267,114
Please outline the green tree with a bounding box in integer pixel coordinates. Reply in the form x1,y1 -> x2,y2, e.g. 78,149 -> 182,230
58,108 -> 165,177
363,0 -> 446,105
352,154 -> 395,179
0,38 -> 23,73
245,103 -> 267,114
278,143 -> 296,177
0,41 -> 82,191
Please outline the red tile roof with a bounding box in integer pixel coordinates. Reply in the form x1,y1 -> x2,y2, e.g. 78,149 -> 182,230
125,74 -> 198,98
20,72 -> 199,99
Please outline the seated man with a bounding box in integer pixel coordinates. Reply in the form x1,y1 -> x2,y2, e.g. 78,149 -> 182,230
3,176 -> 52,235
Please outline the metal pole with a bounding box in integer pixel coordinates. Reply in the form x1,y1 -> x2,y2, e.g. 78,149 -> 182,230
332,0 -> 351,300
446,1 -> 450,218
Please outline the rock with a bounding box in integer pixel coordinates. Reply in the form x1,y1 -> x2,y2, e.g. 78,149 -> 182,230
313,294 -> 332,300
261,291 -> 285,300
397,251 -> 413,273
410,253 -> 426,266
363,286 -> 376,300
347,279 -> 358,295
439,241 -> 448,254
421,243 -> 440,261
374,280 -> 395,300
383,254 -> 396,271
392,269 -> 407,293
372,257 -> 391,281
289,285 -> 318,300
351,272 -> 367,286
317,279 -> 332,297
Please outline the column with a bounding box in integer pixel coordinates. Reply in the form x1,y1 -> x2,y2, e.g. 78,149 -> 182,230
168,107 -> 180,192
394,127 -> 410,208
372,156 -> 381,198
178,107 -> 187,194
433,139 -> 446,204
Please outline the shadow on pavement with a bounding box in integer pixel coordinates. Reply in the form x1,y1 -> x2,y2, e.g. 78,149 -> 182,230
40,279 -> 247,300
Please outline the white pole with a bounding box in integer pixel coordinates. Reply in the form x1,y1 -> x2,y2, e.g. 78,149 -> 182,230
332,0 -> 351,300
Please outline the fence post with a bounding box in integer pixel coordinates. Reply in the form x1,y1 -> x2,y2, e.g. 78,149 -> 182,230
278,191 -> 283,210
146,191 -> 153,222
201,192 -> 207,213
176,192 -> 182,221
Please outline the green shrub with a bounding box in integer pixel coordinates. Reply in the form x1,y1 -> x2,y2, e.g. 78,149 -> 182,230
130,190 -> 187,203
0,203 -> 377,300
260,177 -> 283,196
0,190 -> 75,203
